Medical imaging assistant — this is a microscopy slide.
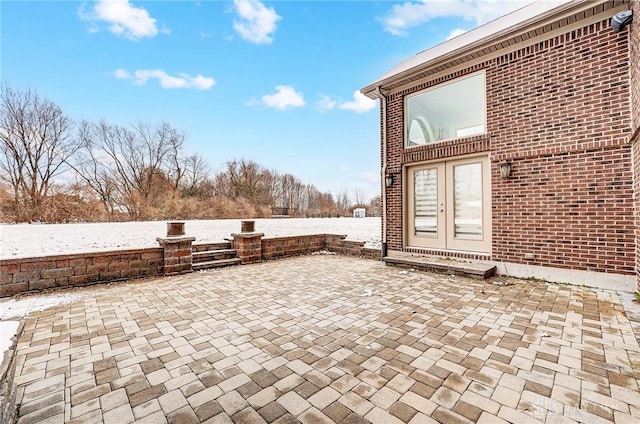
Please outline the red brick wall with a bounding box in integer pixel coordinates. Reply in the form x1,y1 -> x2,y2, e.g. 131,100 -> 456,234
630,0 -> 640,290
0,248 -> 163,297
384,17 -> 635,275
384,91 -> 405,250
262,235 -> 327,260
262,235 -> 380,261
159,238 -> 194,275
233,233 -> 263,264
631,1 -> 640,133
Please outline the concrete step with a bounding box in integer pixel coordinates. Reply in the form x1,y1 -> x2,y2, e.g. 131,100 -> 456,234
384,251 -> 495,279
193,258 -> 242,271
193,242 -> 233,253
193,249 -> 237,263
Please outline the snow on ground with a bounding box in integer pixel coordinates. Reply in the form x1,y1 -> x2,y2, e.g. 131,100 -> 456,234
0,321 -> 19,354
0,292 -> 87,320
0,217 -> 381,259
0,289 -> 90,363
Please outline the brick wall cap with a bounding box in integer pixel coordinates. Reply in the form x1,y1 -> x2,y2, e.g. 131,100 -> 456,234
262,234 -> 347,242
0,248 -> 163,264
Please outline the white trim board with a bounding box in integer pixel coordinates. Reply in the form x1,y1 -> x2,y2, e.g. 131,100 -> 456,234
489,261 -> 636,292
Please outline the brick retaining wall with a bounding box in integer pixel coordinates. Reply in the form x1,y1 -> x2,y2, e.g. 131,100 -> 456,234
262,234 -> 380,261
0,234 -> 381,297
325,236 -> 381,260
262,235 -> 327,260
0,248 -> 163,297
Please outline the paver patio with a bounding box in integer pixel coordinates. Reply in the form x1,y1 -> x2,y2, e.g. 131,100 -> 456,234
6,255 -> 640,423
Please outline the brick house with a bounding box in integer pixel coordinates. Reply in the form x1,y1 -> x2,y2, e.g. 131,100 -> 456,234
361,0 -> 640,291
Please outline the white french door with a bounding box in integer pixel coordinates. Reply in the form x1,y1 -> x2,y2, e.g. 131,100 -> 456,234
407,156 -> 491,253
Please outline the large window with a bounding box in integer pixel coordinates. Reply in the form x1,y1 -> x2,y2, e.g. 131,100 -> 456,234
406,72 -> 486,147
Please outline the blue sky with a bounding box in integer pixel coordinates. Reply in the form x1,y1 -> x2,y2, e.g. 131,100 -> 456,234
1,0 -> 532,201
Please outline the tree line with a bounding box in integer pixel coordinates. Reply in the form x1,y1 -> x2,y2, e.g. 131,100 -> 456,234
0,85 -> 380,223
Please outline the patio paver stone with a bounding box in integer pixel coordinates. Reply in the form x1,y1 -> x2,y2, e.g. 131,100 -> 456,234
5,255 -> 640,423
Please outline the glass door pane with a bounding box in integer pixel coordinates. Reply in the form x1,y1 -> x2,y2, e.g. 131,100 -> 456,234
452,163 -> 482,239
414,168 -> 438,237
407,157 -> 490,253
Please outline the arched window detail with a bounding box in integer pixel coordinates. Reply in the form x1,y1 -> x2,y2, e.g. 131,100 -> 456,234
408,115 -> 435,145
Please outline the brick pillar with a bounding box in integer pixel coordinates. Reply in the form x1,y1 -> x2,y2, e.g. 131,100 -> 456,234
157,237 -> 196,275
231,232 -> 264,264
157,222 -> 195,275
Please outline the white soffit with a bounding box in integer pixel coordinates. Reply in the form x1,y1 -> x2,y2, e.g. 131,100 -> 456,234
361,0 -> 621,97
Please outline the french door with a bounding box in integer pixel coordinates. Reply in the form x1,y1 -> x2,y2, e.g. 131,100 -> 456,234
407,156 -> 491,253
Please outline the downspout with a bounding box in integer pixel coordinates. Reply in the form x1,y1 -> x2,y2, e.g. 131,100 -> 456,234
376,86 -> 388,259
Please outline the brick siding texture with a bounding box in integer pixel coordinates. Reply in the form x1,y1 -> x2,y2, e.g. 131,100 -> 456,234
630,0 -> 640,290
262,235 -> 380,261
262,235 -> 327,260
0,249 -> 163,297
383,17 -> 636,276
233,234 -> 264,264
160,239 -> 194,275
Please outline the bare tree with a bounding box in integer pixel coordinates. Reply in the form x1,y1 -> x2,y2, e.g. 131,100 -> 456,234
261,168 -> 281,207
304,185 -> 321,216
71,120 -> 119,217
70,120 -> 185,219
352,187 -> 366,207
0,85 -> 77,222
336,190 -> 351,214
319,192 -> 337,216
225,159 -> 265,203
181,153 -> 211,198
367,196 -> 381,217
128,120 -> 184,208
278,173 -> 297,209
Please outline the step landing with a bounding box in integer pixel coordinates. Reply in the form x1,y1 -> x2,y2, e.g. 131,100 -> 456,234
384,251 -> 495,279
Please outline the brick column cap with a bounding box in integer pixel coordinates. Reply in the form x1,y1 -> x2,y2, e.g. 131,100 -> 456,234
156,236 -> 196,246
230,233 -> 265,239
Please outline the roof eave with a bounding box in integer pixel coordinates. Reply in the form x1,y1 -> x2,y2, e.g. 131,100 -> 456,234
361,0 -> 624,99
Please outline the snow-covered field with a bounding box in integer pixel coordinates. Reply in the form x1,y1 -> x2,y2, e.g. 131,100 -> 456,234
0,217 -> 381,259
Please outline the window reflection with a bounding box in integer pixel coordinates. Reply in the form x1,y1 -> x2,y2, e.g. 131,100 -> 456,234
406,73 -> 486,146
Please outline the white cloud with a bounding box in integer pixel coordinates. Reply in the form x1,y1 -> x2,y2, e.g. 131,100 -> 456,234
339,91 -> 377,114
79,0 -> 161,40
113,68 -> 131,79
248,85 -> 305,110
446,28 -> 467,40
379,0 -> 534,36
315,92 -> 378,114
114,68 -> 215,90
316,94 -> 338,113
233,0 -> 281,44
249,89 -> 376,113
